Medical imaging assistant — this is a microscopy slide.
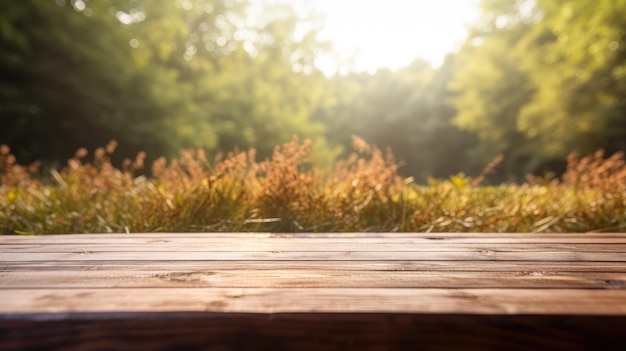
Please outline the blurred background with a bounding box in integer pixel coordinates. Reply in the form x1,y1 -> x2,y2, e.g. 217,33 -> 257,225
1,0 -> 625,183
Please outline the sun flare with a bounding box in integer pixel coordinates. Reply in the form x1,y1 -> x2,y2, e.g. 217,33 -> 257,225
262,0 -> 481,75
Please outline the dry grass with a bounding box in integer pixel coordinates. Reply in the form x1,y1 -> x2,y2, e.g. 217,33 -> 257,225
1,138 -> 625,234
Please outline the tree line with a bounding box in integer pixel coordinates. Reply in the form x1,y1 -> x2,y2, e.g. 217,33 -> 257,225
1,0 -> 624,182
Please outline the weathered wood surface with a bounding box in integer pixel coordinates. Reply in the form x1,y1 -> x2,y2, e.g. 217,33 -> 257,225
1,232 -> 626,350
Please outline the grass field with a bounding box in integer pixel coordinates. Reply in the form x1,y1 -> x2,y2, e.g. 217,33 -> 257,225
1,137 -> 625,234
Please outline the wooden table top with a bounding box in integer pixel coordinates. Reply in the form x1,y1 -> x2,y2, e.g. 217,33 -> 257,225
1,232 -> 626,350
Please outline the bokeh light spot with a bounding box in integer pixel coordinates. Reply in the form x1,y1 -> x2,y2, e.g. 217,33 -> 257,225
73,0 -> 86,11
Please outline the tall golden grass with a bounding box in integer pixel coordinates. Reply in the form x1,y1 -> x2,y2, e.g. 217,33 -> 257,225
1,137 -> 624,234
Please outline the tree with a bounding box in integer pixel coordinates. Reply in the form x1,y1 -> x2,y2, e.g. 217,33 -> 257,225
0,0 -> 211,162
449,0 -> 539,178
518,0 -> 626,157
191,1 -> 340,166
450,0 -> 626,178
0,0 -> 338,168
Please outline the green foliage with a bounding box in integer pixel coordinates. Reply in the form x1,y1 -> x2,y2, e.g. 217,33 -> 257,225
2,0 -> 626,186
450,22 -> 533,168
1,139 -> 624,234
517,0 -> 626,157
0,0 -> 336,168
451,0 -> 626,178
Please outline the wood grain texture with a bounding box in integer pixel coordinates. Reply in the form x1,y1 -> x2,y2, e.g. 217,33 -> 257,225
3,260 -> 625,272
3,250 -> 625,261
4,242 -> 626,252
2,287 -> 626,314
3,270 -> 626,289
1,232 -> 626,350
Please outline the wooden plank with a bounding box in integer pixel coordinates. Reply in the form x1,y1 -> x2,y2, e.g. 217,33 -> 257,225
2,313 -> 624,351
2,250 -> 624,261
2,270 -> 626,289
2,232 -> 626,350
3,260 -> 626,272
2,288 -> 626,315
3,242 -> 626,252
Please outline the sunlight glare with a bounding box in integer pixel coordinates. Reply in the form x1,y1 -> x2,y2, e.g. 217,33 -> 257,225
252,0 -> 481,75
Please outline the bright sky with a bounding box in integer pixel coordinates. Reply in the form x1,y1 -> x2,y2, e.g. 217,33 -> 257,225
264,0 -> 482,75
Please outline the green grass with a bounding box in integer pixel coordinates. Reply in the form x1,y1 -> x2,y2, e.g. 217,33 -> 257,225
1,138 -> 625,234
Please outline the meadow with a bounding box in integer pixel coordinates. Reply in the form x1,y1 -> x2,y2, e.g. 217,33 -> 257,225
1,136 -> 625,235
